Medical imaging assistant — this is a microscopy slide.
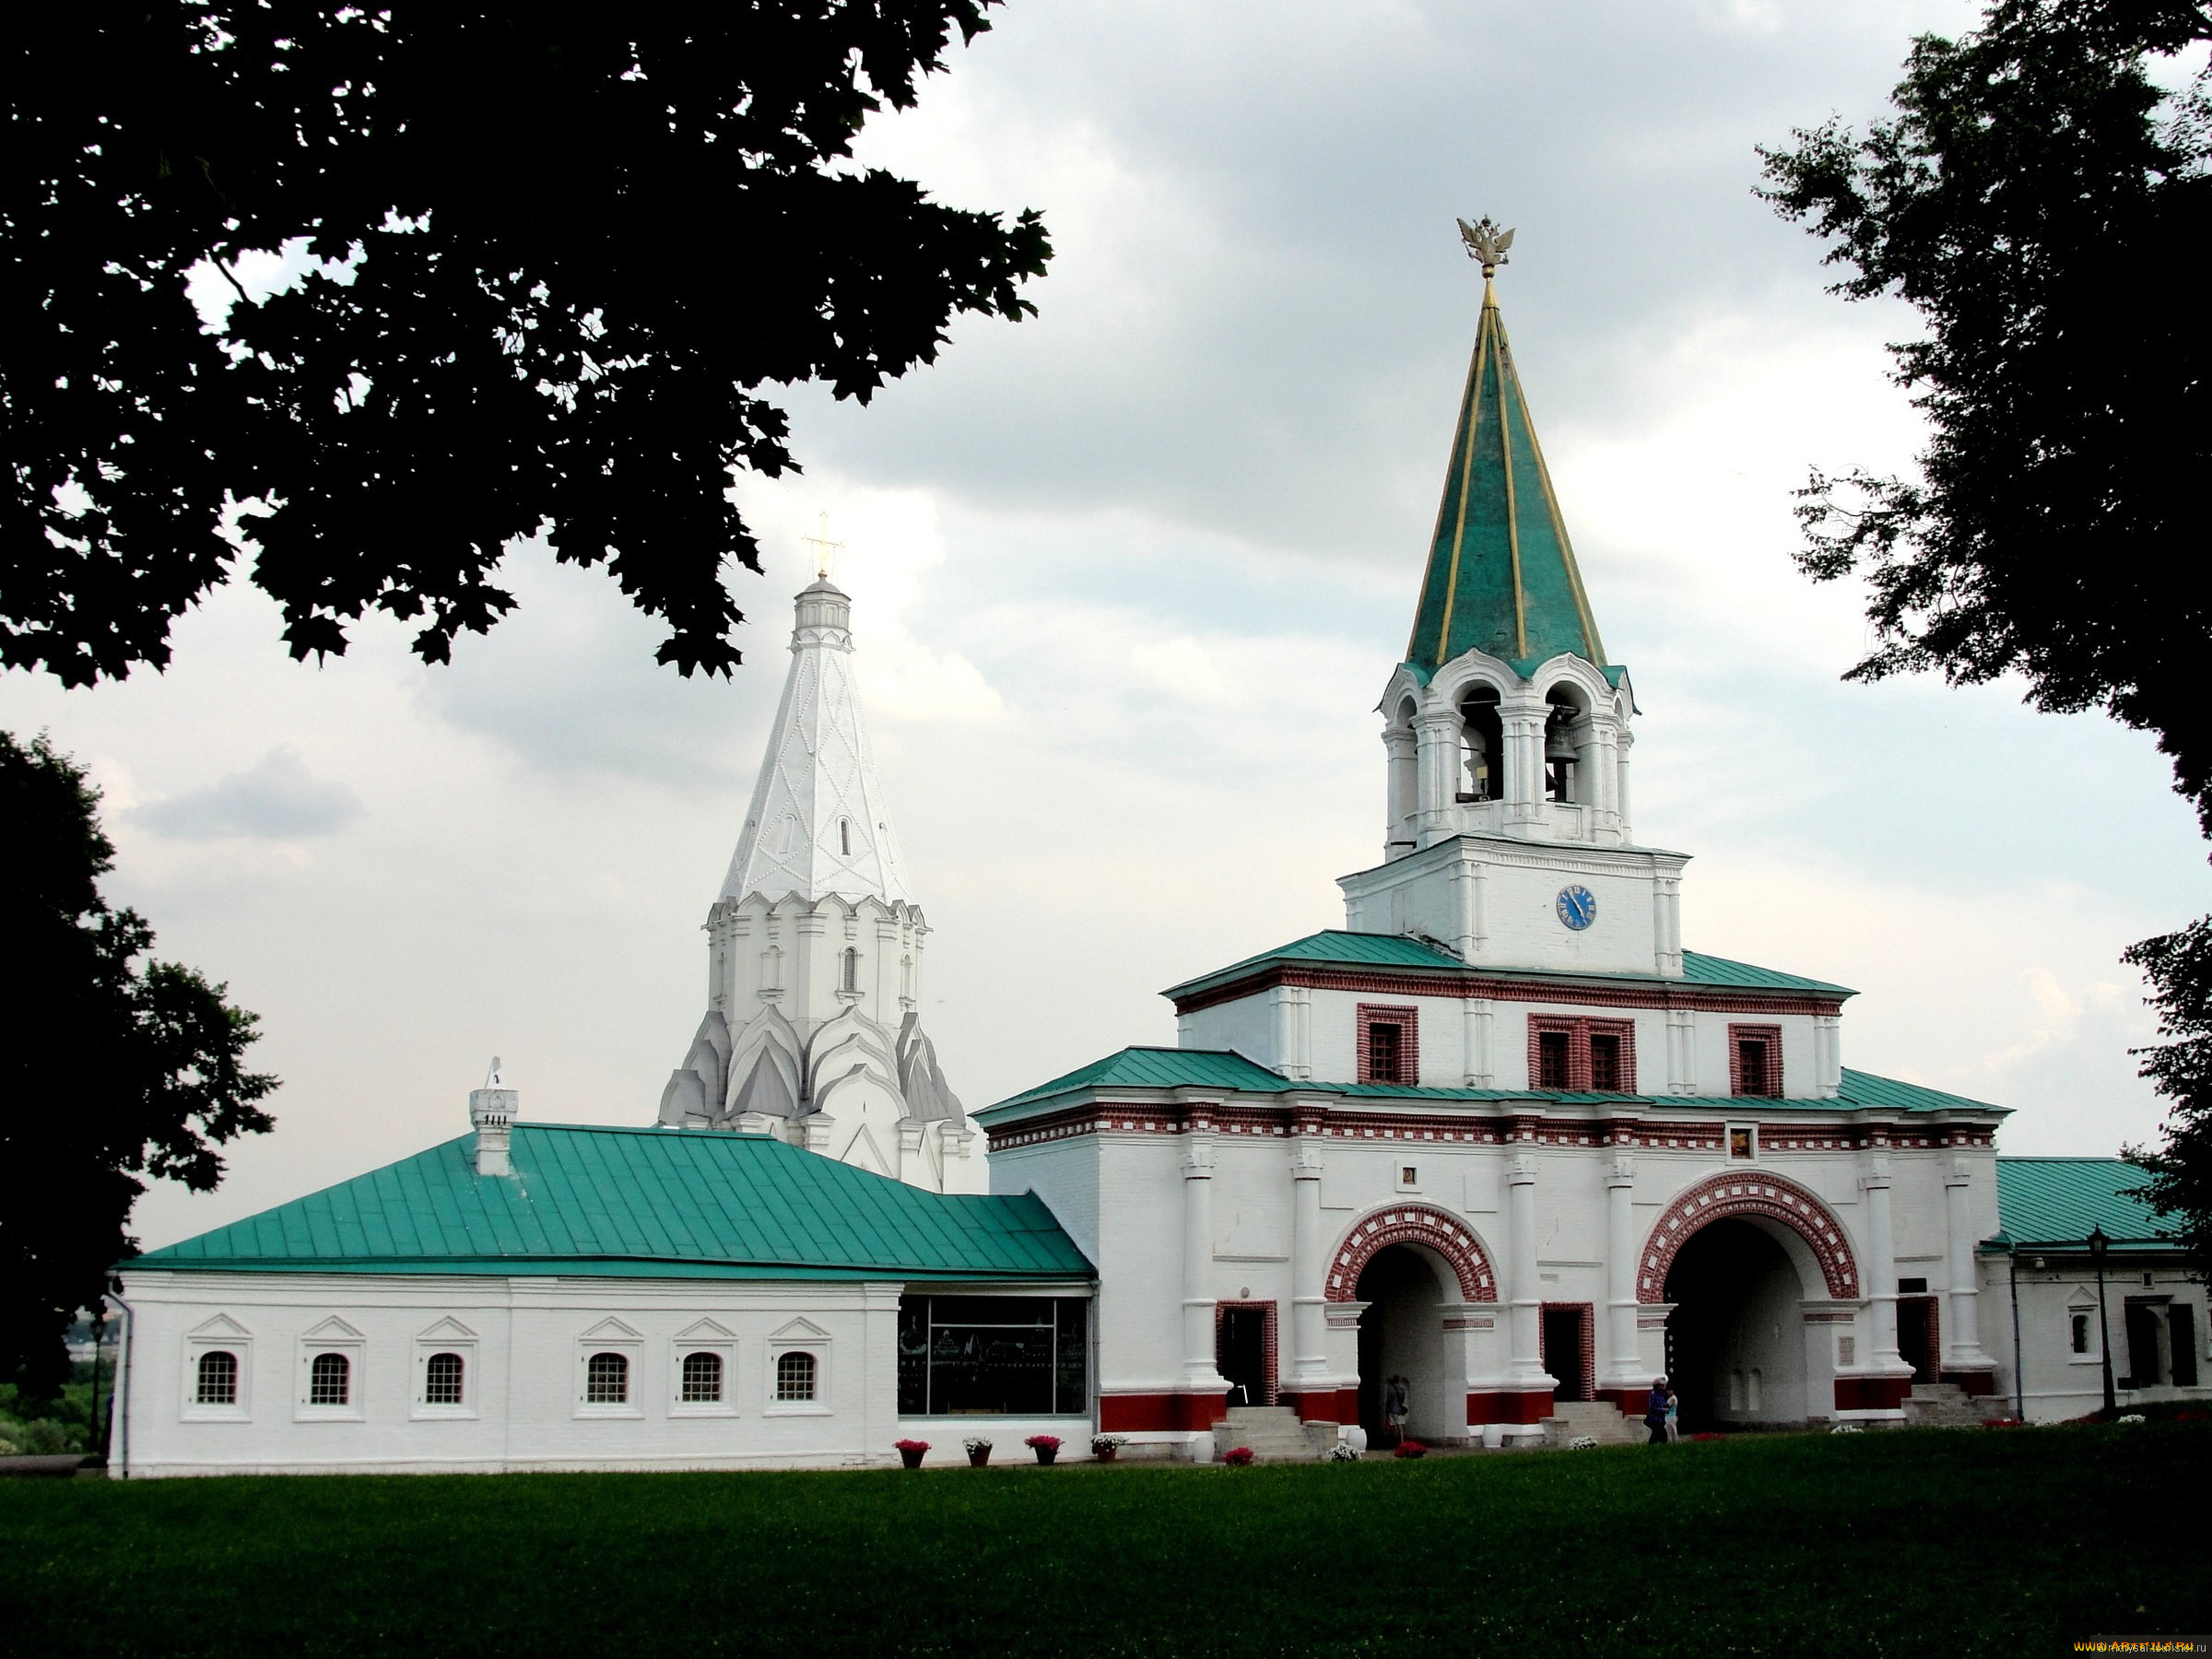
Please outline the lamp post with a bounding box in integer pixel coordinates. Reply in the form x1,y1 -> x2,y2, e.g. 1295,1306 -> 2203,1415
2088,1226 -> 2115,1417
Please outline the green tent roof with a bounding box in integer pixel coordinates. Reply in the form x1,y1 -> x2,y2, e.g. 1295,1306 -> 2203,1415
1990,1157 -> 2175,1250
980,1048 -> 1997,1119
1405,275 -> 1610,679
1160,930 -> 1854,1002
130,1124 -> 1093,1281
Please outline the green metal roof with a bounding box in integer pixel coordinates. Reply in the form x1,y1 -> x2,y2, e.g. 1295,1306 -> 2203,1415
980,1048 -> 1999,1119
130,1124 -> 1093,1281
1989,1157 -> 2175,1250
1405,276 -> 1612,680
1161,930 -> 1854,1003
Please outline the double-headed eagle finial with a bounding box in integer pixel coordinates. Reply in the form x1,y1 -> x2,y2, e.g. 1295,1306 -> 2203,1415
1457,216 -> 1514,280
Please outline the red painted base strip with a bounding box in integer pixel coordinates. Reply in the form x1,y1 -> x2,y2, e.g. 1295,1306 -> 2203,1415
1833,1375 -> 1912,1411
1465,1389 -> 1553,1425
1098,1392 -> 1227,1432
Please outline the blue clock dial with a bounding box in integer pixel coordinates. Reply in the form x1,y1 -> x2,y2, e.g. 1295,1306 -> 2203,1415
1556,885 -> 1596,931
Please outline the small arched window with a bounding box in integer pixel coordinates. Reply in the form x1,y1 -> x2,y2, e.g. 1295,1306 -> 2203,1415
841,947 -> 860,994
308,1352 -> 350,1406
195,1349 -> 239,1406
1543,690 -> 1584,804
775,1350 -> 818,1402
681,1351 -> 724,1404
839,818 -> 852,856
585,1351 -> 629,1405
425,1351 -> 465,1405
1457,685 -> 1504,803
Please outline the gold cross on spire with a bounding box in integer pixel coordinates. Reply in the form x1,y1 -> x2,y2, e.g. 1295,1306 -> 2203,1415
1456,216 -> 1515,280
801,511 -> 843,581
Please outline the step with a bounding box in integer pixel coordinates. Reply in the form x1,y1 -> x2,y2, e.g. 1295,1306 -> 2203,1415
1541,1400 -> 1642,1447
1213,1406 -> 1338,1463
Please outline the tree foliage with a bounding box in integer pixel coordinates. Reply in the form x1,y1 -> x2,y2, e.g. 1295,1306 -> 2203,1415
0,732 -> 276,1398
2,3 -> 1049,685
1762,0 -> 2212,1277
1759,0 -> 2212,822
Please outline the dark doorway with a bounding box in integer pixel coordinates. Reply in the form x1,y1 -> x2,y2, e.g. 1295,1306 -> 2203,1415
1897,1297 -> 1939,1384
1662,1217 -> 1803,1431
1542,1307 -> 1590,1401
1218,1306 -> 1269,1407
2124,1303 -> 2164,1389
2172,1304 -> 2199,1388
1355,1244 -> 1447,1443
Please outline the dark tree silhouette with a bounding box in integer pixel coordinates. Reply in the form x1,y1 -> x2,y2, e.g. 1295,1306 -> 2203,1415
0,732 -> 276,1398
2,4 -> 1049,685
1761,0 -> 2212,1275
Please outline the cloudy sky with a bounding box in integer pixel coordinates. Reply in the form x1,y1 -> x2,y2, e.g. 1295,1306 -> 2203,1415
10,0 -> 2207,1249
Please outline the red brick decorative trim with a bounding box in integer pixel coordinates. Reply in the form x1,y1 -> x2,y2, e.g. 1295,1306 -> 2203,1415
1172,964 -> 1849,1020
1465,1388 -> 1553,1425
1636,1171 -> 1860,1301
984,1101 -> 1999,1154
1540,1301 -> 1596,1402
1727,1024 -> 1784,1098
1356,1004 -> 1420,1086
1832,1374 -> 1911,1412
1283,1387 -> 1361,1425
1325,1205 -> 1498,1302
1526,1015 -> 1637,1092
1213,1300 -> 1278,1407
1097,1392 -> 1227,1432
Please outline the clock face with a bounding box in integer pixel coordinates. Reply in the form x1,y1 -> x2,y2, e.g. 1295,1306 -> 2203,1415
1556,885 -> 1597,931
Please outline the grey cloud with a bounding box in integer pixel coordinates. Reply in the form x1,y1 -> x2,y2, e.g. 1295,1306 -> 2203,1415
134,748 -> 366,841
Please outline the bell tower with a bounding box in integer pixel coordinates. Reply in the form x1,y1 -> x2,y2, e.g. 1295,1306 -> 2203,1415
1339,221 -> 1688,978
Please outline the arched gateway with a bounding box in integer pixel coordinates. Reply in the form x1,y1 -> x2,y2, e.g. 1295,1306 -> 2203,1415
1326,1205 -> 1497,1303
1327,1206 -> 1497,1446
1641,1172 -> 1860,1431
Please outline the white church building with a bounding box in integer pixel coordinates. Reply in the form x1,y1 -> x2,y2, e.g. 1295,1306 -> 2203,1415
104,226 -> 2207,1476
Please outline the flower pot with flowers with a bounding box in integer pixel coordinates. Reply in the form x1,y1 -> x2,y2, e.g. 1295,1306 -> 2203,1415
1393,1440 -> 1428,1460
1221,1446 -> 1255,1466
963,1437 -> 993,1467
1090,1434 -> 1124,1464
893,1439 -> 929,1470
1026,1434 -> 1062,1465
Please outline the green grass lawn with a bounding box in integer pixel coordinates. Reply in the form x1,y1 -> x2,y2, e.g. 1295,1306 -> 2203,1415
4,1425 -> 2207,1657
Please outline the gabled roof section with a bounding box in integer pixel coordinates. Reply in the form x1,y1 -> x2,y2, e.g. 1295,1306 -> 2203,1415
132,1124 -> 1091,1280
1159,930 -> 1854,1003
1989,1157 -> 2175,1250
979,1047 -> 1995,1120
1406,272 -> 1608,679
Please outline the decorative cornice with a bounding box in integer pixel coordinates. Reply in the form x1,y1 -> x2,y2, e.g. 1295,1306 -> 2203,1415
1171,962 -> 1847,1019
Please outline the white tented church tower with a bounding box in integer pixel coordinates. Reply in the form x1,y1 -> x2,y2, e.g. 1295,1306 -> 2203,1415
659,573 -> 978,1194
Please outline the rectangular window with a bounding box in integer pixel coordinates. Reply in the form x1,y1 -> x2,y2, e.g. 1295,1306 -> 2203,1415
897,1296 -> 1089,1417
1536,1030 -> 1570,1090
1589,1033 -> 1622,1092
2070,1312 -> 2091,1356
1728,1126 -> 1755,1161
1356,1005 -> 1420,1087
2171,1304 -> 2199,1387
1729,1024 -> 1784,1098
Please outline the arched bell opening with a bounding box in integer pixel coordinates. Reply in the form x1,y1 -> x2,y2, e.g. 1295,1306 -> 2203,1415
1354,1243 -> 1453,1445
1543,686 -> 1589,805
1455,684 -> 1505,804
1661,1216 -> 1818,1431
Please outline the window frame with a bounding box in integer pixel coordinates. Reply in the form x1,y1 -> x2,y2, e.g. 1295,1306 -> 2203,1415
1356,1003 -> 1420,1088
294,1321 -> 365,1423
670,1323 -> 738,1418
573,1324 -> 645,1419
1525,1015 -> 1637,1093
1727,1023 -> 1784,1098
1726,1124 -> 1759,1163
2067,1300 -> 2102,1366
412,1323 -> 479,1420
181,1320 -> 253,1422
765,1324 -> 832,1417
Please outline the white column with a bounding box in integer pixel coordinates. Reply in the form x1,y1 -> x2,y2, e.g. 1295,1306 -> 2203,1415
1653,877 -> 1683,977
1290,1141 -> 1328,1391
1617,728 -> 1635,844
1382,725 -> 1417,851
1415,710 -> 1461,846
1503,704 -> 1545,833
1451,855 -> 1481,963
1862,1159 -> 1902,1369
1602,1153 -> 1642,1387
1462,998 -> 1495,1088
1181,1131 -> 1225,1393
1944,1157 -> 1993,1368
1666,1008 -> 1698,1094
1271,988 -> 1297,1077
1506,1151 -> 1551,1387
1814,1015 -> 1842,1099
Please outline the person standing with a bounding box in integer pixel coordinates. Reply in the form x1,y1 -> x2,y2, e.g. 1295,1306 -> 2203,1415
1665,1385 -> 1680,1442
1644,1376 -> 1670,1445
1384,1374 -> 1409,1448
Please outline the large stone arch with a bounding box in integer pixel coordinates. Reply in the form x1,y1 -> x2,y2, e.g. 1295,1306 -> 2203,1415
1636,1171 -> 1860,1302
1325,1205 -> 1498,1303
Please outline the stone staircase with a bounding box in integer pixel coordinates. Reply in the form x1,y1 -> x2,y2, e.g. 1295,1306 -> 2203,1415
1541,1400 -> 1644,1448
1900,1382 -> 1985,1429
1211,1405 -> 1340,1463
